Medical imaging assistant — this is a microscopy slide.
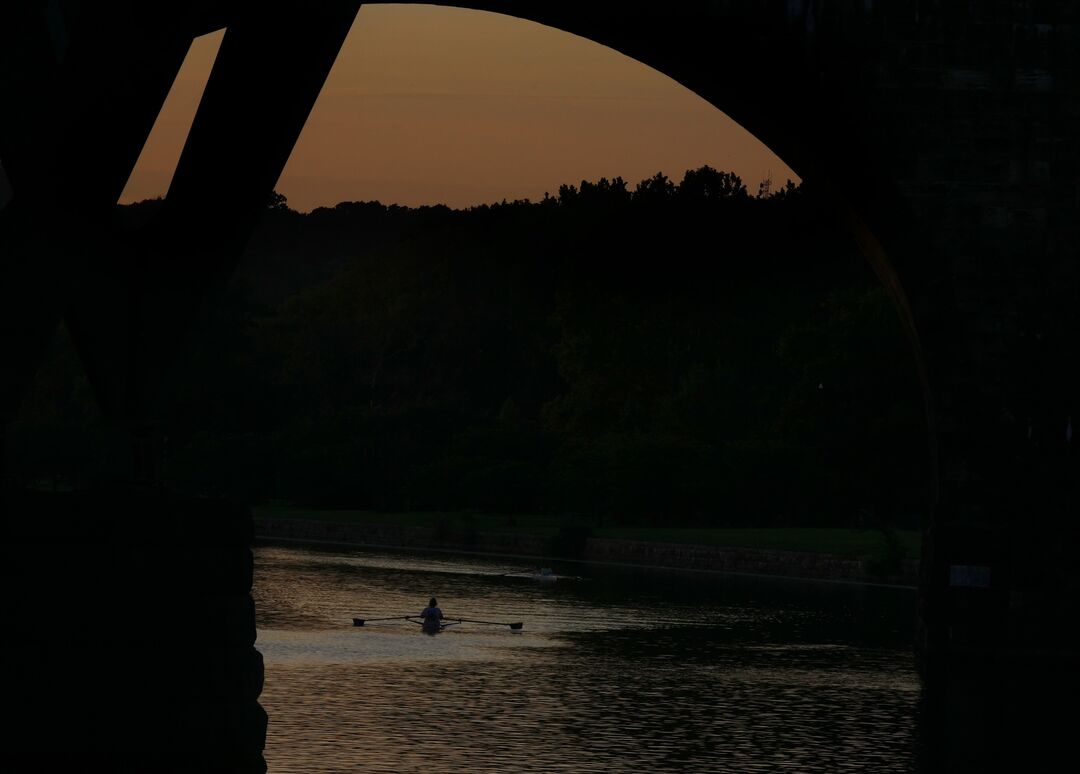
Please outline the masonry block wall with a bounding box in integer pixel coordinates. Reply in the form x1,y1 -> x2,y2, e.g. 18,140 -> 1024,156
3,491 -> 266,773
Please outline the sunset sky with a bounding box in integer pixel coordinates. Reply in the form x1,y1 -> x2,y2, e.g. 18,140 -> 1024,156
119,4 -> 796,212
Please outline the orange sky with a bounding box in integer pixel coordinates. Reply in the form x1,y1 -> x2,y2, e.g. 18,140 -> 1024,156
119,4 -> 797,212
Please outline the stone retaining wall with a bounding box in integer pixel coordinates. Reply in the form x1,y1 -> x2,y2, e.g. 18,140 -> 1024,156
254,517 -> 919,587
5,490 -> 265,773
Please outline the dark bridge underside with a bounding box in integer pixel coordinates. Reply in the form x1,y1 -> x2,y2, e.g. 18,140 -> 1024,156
2,1 -> 1078,771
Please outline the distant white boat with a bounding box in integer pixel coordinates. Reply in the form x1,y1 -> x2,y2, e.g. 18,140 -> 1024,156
500,567 -> 583,582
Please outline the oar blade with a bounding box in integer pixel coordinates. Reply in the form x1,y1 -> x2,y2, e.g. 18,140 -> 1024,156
452,617 -> 525,629
354,615 -> 416,627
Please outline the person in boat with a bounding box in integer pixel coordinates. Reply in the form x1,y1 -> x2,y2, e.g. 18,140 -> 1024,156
420,597 -> 444,634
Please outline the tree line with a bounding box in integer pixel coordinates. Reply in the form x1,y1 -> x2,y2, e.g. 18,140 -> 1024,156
10,167 -> 930,528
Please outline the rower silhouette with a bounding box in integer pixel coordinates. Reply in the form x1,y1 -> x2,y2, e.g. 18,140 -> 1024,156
420,597 -> 444,634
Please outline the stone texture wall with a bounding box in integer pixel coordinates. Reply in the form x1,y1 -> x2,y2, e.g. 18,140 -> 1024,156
254,517 -> 919,587
3,490 -> 265,773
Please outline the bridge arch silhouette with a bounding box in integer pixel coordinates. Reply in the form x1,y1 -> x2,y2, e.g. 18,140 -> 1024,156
2,2 -> 1077,771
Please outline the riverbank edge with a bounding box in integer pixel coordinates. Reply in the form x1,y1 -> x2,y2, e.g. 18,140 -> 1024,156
254,516 -> 919,588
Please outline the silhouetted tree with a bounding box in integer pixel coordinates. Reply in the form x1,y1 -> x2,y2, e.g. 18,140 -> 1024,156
678,165 -> 748,201
633,172 -> 676,202
267,190 -> 289,210
14,167 -> 928,527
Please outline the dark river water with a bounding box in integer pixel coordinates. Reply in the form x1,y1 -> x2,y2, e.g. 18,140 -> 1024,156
254,545 -> 921,773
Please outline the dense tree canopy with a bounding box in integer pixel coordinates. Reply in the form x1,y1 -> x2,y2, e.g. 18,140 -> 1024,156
9,167 -> 930,528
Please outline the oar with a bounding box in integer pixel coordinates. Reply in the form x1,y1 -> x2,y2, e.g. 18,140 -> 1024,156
448,617 -> 524,630
353,616 -> 416,627
353,615 -> 524,630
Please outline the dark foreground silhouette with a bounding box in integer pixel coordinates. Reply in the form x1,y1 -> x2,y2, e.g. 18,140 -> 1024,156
12,169 -> 935,533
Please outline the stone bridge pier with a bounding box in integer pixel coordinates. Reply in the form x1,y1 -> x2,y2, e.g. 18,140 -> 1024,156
4,490 -> 266,772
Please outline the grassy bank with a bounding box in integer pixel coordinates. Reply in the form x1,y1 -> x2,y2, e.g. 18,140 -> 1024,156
253,505 -> 921,561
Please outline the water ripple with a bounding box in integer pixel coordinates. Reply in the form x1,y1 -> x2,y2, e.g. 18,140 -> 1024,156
255,546 -> 919,773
